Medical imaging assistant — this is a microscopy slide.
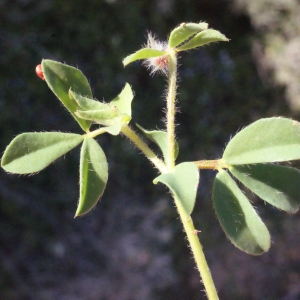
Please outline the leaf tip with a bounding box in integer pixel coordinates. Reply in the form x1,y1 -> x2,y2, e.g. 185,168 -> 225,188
122,57 -> 130,67
74,209 -> 84,218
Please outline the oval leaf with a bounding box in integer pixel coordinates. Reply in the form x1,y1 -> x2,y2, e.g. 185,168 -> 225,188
223,118 -> 300,165
168,22 -> 208,48
176,29 -> 229,51
136,124 -> 179,162
123,48 -> 167,66
213,170 -> 270,255
153,162 -> 199,215
109,83 -> 134,117
229,164 -> 300,213
42,60 -> 92,132
69,89 -> 109,111
1,132 -> 83,174
75,109 -> 119,124
76,137 -> 108,217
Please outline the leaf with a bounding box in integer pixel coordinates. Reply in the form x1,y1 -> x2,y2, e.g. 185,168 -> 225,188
222,118 -> 300,165
136,124 -> 179,162
1,132 -> 83,174
168,22 -> 208,48
229,164 -> 300,213
72,83 -> 133,129
109,83 -> 134,117
153,162 -> 199,215
176,29 -> 229,51
102,124 -> 122,136
213,170 -> 270,255
42,60 -> 92,132
123,48 -> 167,66
69,89 -> 109,111
76,137 -> 108,217
75,109 -> 119,125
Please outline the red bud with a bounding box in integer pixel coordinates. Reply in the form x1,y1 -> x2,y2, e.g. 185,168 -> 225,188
35,64 -> 45,80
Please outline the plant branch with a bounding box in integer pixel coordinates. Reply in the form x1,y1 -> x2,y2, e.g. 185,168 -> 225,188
194,159 -> 230,170
121,124 -> 167,173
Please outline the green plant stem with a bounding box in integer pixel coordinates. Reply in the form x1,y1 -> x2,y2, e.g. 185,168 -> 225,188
121,124 -> 167,173
175,196 -> 219,300
165,50 -> 219,299
166,49 -> 177,171
87,127 -> 107,138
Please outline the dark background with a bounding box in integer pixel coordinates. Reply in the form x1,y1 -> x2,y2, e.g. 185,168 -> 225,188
1,0 -> 300,299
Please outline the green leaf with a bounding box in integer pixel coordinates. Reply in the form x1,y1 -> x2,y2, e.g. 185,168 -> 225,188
69,89 -> 109,111
229,164 -> 300,213
222,118 -> 300,165
123,48 -> 167,66
109,83 -> 134,117
102,124 -> 122,136
213,170 -> 270,255
136,124 -> 179,162
1,132 -> 83,174
75,109 -> 119,125
42,59 -> 92,132
168,22 -> 208,48
176,29 -> 229,51
72,83 -> 133,129
76,137 -> 108,217
153,162 -> 199,215
75,108 -> 132,136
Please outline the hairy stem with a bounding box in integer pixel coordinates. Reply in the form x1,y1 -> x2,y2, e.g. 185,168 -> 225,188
121,124 -> 167,173
175,197 -> 219,300
194,159 -> 230,170
165,50 -> 219,299
87,127 -> 108,138
166,49 -> 177,171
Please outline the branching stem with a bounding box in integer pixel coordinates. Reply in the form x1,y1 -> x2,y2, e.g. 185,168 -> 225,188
194,159 -> 229,171
99,47 -> 221,300
121,124 -> 168,173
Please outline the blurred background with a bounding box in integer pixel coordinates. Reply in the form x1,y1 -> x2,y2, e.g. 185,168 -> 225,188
1,0 -> 300,299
